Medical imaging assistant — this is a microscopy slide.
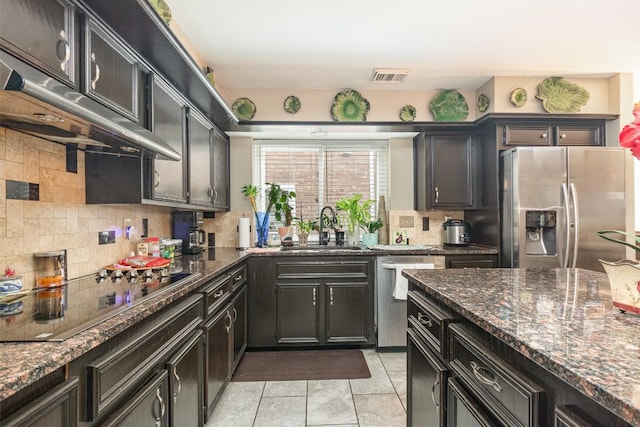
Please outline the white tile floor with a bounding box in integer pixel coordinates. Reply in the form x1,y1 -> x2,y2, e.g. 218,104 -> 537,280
206,349 -> 407,427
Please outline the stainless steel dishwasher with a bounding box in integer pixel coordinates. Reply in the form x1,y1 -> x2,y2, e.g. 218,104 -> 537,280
375,255 -> 445,349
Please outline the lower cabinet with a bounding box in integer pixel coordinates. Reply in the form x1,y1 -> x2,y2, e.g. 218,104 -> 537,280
2,377 -> 79,427
325,282 -> 368,343
447,378 -> 495,427
231,284 -> 248,369
203,303 -> 233,420
101,370 -> 170,427
276,283 -> 321,344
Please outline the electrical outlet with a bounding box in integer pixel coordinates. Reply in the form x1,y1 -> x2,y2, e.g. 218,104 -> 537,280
123,217 -> 132,240
399,216 -> 414,228
423,216 -> 429,231
98,231 -> 116,245
123,217 -> 131,230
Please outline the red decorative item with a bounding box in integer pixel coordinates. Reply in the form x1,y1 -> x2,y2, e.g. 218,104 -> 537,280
4,267 -> 15,277
619,102 -> 640,160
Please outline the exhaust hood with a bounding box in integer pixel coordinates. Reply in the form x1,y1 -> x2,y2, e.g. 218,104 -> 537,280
0,52 -> 181,161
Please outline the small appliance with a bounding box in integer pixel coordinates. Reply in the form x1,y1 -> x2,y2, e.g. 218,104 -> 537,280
172,211 -> 206,254
443,218 -> 471,246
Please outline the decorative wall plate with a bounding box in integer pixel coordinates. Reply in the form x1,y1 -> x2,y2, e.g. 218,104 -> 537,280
330,89 -> 370,122
232,97 -> 256,121
399,105 -> 416,122
284,95 -> 301,114
477,94 -> 490,112
429,89 -> 468,122
510,88 -> 527,107
148,0 -> 172,24
536,77 -> 590,113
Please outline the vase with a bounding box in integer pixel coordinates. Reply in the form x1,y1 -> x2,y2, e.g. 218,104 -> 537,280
278,226 -> 293,246
361,232 -> 378,248
378,195 -> 389,245
255,212 -> 270,248
599,259 -> 640,315
346,229 -> 360,246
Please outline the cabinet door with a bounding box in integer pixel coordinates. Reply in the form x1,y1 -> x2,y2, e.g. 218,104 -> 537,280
2,377 -> 79,427
84,18 -> 139,121
101,370 -> 169,427
276,283 -> 321,344
0,0 -> 76,85
166,330 -> 204,427
212,128 -> 230,210
447,378 -> 495,427
555,124 -> 602,146
407,329 -> 447,427
325,282 -> 368,343
204,305 -> 232,419
501,124 -> 553,147
148,75 -> 187,203
231,285 -> 248,369
188,109 -> 214,207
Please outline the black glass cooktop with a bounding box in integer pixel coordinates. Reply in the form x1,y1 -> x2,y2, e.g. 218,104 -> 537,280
0,270 -> 193,342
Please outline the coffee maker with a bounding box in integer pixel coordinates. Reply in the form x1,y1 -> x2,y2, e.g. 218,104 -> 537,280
172,210 -> 206,254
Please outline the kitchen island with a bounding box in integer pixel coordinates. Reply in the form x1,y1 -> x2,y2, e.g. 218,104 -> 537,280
403,267 -> 639,426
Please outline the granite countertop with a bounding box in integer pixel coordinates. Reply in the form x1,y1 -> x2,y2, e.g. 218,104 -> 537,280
0,244 -> 496,402
403,268 -> 640,426
247,243 -> 498,256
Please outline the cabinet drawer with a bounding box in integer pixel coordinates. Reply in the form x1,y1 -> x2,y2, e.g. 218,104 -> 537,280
555,125 -> 602,146
408,290 -> 457,358
229,264 -> 247,292
276,261 -> 369,280
502,124 -> 553,147
201,275 -> 233,318
449,324 -> 545,427
85,294 -> 202,421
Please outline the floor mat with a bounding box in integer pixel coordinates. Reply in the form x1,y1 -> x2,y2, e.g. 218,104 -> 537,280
231,349 -> 371,382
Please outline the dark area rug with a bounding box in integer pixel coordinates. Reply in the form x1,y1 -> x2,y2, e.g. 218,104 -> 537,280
231,349 -> 371,382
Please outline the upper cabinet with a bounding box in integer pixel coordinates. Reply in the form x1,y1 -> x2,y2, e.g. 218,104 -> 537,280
498,119 -> 605,149
83,16 -> 142,122
0,0 -> 77,86
211,128 -> 230,210
414,132 -> 477,210
188,108 -> 214,207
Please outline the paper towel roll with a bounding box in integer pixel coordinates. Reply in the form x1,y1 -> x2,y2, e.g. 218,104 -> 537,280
238,217 -> 250,249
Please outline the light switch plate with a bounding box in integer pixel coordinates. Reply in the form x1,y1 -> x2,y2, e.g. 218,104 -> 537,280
399,216 -> 414,228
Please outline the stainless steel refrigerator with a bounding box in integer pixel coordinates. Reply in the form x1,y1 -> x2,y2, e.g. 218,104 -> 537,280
501,146 -> 626,271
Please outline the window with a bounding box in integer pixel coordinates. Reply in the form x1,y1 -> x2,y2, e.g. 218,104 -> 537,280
252,140 -> 389,233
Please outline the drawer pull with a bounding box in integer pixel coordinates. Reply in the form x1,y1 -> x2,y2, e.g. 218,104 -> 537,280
470,361 -> 502,392
235,274 -> 243,282
541,133 -> 548,138
213,289 -> 224,298
172,366 -> 181,403
154,387 -> 165,426
90,52 -> 100,90
431,379 -> 440,413
560,133 -> 567,139
417,312 -> 433,328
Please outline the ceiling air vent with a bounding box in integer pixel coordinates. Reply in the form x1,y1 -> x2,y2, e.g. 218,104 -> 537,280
370,68 -> 410,84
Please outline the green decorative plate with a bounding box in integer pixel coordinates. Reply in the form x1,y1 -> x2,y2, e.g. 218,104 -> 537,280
284,95 -> 301,114
510,88 -> 527,108
429,89 -> 468,122
330,89 -> 370,122
536,77 -> 590,113
399,105 -> 416,122
477,94 -> 490,113
232,97 -> 256,121
148,0 -> 172,24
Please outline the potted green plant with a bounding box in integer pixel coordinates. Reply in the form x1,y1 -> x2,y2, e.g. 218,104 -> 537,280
362,217 -> 383,248
335,194 -> 375,246
296,216 -> 317,246
267,183 -> 296,245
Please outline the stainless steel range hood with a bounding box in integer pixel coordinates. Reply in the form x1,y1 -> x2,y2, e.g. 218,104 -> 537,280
0,52 -> 181,161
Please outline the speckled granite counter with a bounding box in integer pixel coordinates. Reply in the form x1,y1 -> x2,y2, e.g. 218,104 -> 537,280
403,268 -> 640,426
0,244 -> 496,402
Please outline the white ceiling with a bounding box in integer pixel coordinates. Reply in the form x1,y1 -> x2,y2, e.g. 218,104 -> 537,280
164,0 -> 640,93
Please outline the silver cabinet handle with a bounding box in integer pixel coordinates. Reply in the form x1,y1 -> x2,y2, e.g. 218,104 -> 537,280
330,287 -> 334,306
434,186 -> 439,204
154,387 -> 165,426
224,311 -> 233,334
431,379 -> 440,413
312,288 -> 316,306
207,186 -> 214,200
470,361 -> 502,392
541,133 -> 548,138
90,52 -> 100,90
235,274 -> 243,282
56,30 -> 70,71
417,312 -> 433,328
560,133 -> 567,139
232,307 -> 238,322
154,169 -> 160,189
172,366 -> 181,403
213,289 -> 224,298
213,187 -> 218,202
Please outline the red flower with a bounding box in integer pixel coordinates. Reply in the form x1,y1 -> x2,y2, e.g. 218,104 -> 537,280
620,102 -> 640,160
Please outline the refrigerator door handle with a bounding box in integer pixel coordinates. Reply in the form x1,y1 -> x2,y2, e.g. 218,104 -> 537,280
569,182 -> 579,268
561,183 -> 571,268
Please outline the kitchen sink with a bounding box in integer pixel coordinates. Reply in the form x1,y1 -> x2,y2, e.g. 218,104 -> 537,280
280,245 -> 363,252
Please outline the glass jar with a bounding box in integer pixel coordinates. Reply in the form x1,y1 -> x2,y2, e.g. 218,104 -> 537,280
34,250 -> 67,288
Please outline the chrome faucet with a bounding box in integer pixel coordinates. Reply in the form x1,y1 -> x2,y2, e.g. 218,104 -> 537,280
319,206 -> 336,245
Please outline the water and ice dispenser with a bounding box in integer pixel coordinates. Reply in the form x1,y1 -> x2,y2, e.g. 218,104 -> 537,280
525,210 -> 557,256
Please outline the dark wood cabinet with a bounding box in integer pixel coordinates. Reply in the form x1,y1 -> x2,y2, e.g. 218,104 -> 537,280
231,282 -> 248,369
101,370 -> 169,427
499,121 -> 604,149
211,128 -> 230,210
325,281 -> 368,343
276,282 -> 322,344
147,74 -> 188,204
445,254 -> 498,269
83,16 -> 140,121
2,377 -> 79,427
0,0 -> 77,86
415,132 -> 476,209
188,108 -> 215,207
203,303 -> 233,420
166,330 -> 204,427
447,378 -> 495,427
